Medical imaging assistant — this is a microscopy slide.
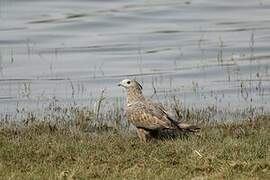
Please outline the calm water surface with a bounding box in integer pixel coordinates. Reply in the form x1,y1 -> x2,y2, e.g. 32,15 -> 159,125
0,0 -> 270,114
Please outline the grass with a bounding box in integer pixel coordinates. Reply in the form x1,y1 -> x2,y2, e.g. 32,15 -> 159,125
0,110 -> 269,179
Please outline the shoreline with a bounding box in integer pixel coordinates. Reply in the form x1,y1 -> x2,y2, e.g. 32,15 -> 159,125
0,107 -> 269,179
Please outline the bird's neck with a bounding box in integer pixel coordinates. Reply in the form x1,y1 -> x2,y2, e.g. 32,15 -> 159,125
127,87 -> 145,104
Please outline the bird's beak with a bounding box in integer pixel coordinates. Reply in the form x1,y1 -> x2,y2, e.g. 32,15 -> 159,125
118,82 -> 123,87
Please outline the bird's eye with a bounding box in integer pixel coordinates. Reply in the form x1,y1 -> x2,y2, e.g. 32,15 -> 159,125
127,81 -> 131,84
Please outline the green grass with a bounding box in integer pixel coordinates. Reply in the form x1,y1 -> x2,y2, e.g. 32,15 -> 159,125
0,115 -> 269,179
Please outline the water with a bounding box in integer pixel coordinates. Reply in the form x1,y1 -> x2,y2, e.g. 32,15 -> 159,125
0,0 -> 270,114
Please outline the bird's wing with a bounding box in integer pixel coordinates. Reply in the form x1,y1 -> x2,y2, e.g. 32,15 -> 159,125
145,100 -> 171,117
126,100 -> 175,130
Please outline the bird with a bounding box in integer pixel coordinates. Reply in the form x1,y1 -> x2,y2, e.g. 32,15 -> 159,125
118,79 -> 199,142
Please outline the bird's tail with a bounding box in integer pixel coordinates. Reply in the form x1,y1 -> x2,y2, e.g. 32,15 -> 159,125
166,116 -> 200,132
177,123 -> 200,132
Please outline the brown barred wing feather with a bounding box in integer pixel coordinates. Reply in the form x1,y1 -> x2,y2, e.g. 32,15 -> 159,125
126,101 -> 173,130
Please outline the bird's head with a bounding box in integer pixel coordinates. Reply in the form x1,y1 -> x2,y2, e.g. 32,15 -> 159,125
118,79 -> 143,90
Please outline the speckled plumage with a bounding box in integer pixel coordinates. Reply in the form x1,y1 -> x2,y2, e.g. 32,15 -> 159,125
118,79 -> 199,142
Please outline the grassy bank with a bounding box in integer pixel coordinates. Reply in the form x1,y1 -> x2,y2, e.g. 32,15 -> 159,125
0,114 -> 269,179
